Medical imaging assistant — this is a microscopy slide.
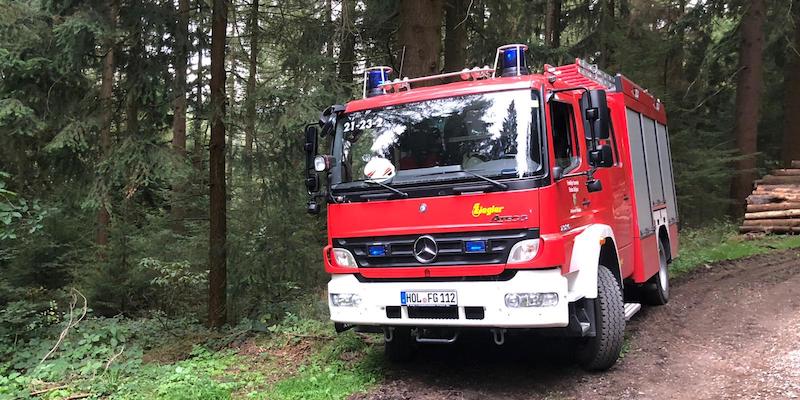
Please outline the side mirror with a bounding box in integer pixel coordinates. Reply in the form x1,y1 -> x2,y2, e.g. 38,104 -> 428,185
305,175 -> 320,193
589,144 -> 614,168
304,125 -> 319,172
319,104 -> 345,137
581,89 -> 610,140
552,165 -> 563,180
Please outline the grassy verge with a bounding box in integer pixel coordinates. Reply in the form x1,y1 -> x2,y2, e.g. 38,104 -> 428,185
5,224 -> 800,399
670,222 -> 800,277
0,297 -> 383,400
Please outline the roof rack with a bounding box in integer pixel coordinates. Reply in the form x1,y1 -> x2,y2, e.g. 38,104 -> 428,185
544,58 -> 617,91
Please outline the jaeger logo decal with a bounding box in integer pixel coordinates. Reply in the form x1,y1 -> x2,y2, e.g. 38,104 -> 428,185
472,203 -> 504,217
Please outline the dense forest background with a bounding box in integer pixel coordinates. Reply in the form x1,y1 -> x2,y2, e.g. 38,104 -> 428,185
1,0 -> 798,332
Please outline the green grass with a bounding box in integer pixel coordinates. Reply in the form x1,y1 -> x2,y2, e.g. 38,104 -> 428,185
670,222 -> 800,277
6,224 -> 800,399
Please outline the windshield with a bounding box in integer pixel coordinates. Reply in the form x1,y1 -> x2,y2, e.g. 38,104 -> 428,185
331,89 -> 543,188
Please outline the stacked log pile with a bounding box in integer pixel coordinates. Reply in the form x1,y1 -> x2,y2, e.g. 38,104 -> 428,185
740,161 -> 800,234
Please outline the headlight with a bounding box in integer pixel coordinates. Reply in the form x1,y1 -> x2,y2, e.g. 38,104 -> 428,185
330,293 -> 361,307
332,248 -> 357,268
314,155 -> 332,172
504,292 -> 558,307
507,239 -> 540,264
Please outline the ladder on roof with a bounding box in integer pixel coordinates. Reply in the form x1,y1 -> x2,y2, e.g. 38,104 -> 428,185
545,58 -> 617,91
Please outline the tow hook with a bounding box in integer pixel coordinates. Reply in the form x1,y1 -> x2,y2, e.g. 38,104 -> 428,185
383,327 -> 394,342
491,328 -> 506,345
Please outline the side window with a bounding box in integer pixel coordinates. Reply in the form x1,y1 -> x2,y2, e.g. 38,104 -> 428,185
550,101 -> 579,171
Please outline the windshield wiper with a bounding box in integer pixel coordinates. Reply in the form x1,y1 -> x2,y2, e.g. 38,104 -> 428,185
364,180 -> 408,198
460,170 -> 508,190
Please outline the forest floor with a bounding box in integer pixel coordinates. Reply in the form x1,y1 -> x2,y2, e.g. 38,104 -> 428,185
352,247 -> 800,400
5,229 -> 800,399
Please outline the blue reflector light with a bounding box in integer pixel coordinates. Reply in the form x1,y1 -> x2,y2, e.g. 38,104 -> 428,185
368,245 -> 386,257
465,240 -> 487,253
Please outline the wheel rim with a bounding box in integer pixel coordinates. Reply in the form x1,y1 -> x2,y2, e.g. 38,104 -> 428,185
658,244 -> 669,298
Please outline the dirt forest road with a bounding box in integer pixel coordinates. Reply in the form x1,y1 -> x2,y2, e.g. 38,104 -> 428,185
352,249 -> 800,400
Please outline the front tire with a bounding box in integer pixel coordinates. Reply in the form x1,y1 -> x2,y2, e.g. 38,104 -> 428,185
576,265 -> 626,371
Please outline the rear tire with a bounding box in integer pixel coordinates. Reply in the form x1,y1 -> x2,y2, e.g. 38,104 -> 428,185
642,240 -> 670,306
576,265 -> 626,371
384,327 -> 415,363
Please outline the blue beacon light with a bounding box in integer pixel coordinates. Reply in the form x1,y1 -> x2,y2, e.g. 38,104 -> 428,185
498,45 -> 529,77
364,67 -> 393,98
368,245 -> 387,257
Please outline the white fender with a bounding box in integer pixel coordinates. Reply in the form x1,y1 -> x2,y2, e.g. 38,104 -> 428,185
565,224 -> 618,301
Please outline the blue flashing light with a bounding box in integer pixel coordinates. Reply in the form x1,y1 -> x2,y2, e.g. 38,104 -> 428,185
499,45 -> 529,77
503,48 -> 520,68
365,67 -> 392,97
465,240 -> 487,253
367,69 -> 389,90
368,245 -> 387,257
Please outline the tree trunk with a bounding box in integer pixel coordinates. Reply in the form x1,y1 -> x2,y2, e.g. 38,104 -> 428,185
97,0 -> 118,258
544,0 -> 561,48
208,0 -> 228,329
192,0 -> 204,172
244,0 -> 259,175
729,0 -> 766,216
398,0 -> 443,80
172,0 -> 190,232
781,0 -> 800,165
338,0 -> 356,86
444,0 -> 467,73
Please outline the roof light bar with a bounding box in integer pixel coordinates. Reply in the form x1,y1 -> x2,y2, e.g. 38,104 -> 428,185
376,66 -> 493,93
362,66 -> 393,98
493,44 -> 529,77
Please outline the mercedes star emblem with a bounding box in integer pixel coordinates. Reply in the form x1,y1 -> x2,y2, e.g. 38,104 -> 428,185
413,235 -> 438,263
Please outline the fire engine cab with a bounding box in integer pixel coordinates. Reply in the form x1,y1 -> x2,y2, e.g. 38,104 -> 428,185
303,44 -> 678,371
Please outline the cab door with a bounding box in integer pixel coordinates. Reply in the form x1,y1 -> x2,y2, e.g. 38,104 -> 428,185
548,97 -> 592,233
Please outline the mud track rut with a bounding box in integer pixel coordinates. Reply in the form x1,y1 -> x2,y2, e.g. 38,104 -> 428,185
351,249 -> 800,400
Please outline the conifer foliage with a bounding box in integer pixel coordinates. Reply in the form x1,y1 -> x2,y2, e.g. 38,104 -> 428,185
0,0 -> 796,326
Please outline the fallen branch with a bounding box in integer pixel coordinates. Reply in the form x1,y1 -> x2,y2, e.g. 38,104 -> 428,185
104,345 -> 125,373
30,385 -> 67,396
40,288 -> 88,364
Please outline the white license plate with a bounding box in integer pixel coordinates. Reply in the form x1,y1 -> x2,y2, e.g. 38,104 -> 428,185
401,290 -> 457,307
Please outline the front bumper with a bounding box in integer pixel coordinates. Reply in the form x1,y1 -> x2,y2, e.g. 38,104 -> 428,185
327,269 -> 570,328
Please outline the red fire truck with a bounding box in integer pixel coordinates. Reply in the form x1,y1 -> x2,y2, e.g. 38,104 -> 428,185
303,44 -> 678,370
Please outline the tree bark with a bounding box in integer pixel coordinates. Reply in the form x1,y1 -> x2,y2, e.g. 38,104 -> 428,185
781,0 -> 800,165
444,0 -> 467,73
338,0 -> 357,86
398,0 -> 443,80
171,0 -> 190,233
729,0 -> 766,216
544,0 -> 562,48
192,0 -> 204,172
97,0 -> 118,258
244,0 -> 259,175
208,0 -> 228,329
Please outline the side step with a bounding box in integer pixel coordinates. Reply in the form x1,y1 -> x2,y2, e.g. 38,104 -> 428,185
623,303 -> 642,321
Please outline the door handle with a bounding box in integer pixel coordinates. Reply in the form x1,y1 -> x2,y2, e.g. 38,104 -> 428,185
623,195 -> 630,201
582,199 -> 591,207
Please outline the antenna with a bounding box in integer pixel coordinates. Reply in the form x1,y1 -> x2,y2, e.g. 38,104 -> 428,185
398,46 -> 406,78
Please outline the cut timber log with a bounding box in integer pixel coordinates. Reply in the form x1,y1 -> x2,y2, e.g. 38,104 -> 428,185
747,193 -> 800,204
740,225 -> 800,233
755,175 -> 800,185
793,160 -> 800,168
742,219 -> 800,227
746,202 -> 800,212
771,169 -> 800,176
744,209 -> 800,219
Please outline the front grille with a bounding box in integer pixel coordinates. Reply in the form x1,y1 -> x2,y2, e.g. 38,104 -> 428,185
334,228 -> 538,268
407,306 -> 459,319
